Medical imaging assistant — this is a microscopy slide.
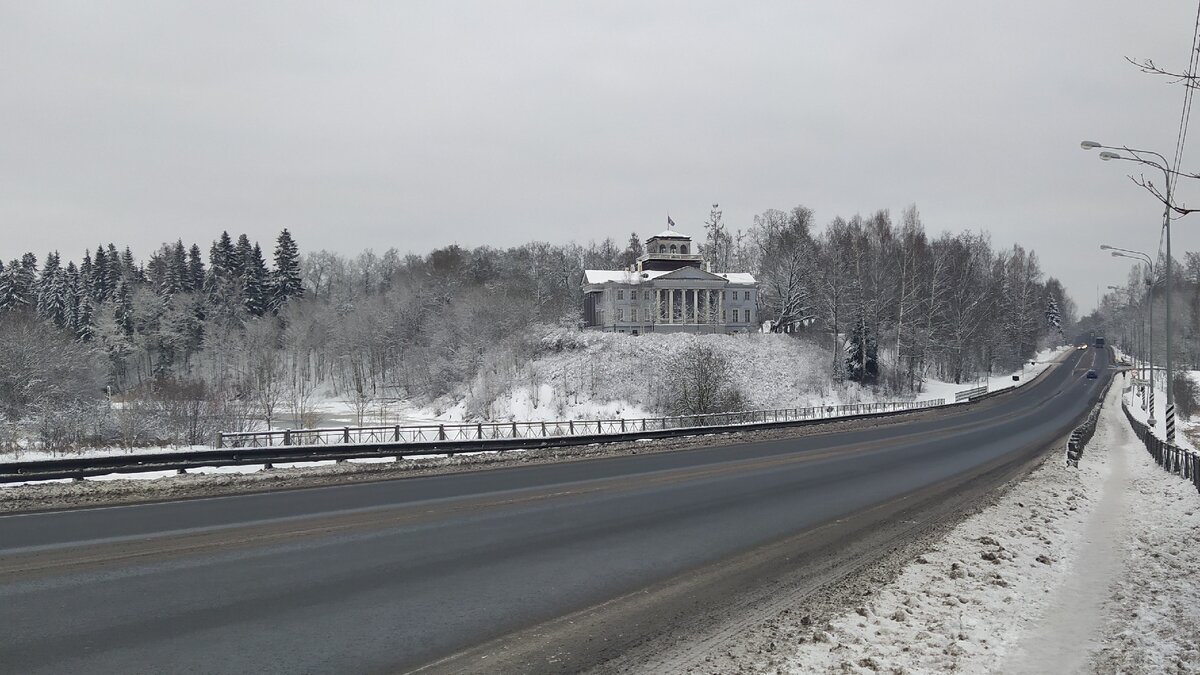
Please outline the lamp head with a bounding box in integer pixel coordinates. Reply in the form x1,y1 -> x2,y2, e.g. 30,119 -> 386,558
1099,151 -> 1122,161
1081,140 -> 1102,150
1100,244 -> 1112,250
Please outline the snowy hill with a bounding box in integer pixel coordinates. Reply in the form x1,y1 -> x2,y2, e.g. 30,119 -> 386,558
440,329 -> 898,423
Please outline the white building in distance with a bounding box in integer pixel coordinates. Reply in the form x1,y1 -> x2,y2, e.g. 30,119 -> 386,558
582,229 -> 758,334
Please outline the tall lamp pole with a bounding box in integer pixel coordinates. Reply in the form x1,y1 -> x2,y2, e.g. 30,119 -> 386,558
1084,141 -> 1178,442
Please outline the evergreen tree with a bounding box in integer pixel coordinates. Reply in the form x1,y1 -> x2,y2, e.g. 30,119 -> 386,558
845,316 -> 879,385
186,244 -> 205,292
115,280 -> 134,336
105,244 -> 123,298
120,246 -> 138,282
617,231 -> 643,269
160,241 -> 186,299
80,250 -> 94,297
232,234 -> 254,280
205,232 -> 241,315
0,261 -> 16,313
76,295 -> 95,342
64,261 -> 81,331
1045,296 -> 1062,329
270,228 -> 303,311
36,251 -> 68,326
16,253 -> 38,306
241,243 -> 269,316
209,231 -> 235,280
92,245 -> 110,301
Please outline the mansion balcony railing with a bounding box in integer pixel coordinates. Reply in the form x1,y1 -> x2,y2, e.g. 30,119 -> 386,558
637,252 -> 703,263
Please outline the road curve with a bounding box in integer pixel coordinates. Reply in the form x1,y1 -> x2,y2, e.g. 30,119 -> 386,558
0,348 -> 1109,674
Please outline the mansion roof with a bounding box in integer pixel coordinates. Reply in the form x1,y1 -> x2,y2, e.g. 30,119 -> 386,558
650,229 -> 690,239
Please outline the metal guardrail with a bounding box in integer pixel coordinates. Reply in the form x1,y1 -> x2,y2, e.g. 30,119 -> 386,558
216,400 -> 945,449
0,398 -> 945,483
1065,377 -> 1114,467
1122,396 -> 1200,495
955,386 -> 988,402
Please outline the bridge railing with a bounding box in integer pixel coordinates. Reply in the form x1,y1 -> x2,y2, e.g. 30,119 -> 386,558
217,398 -> 947,449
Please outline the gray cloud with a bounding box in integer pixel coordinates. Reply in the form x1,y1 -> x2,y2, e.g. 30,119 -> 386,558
2,1 -> 1199,312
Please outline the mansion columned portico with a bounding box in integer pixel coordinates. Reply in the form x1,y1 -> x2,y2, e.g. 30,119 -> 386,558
582,230 -> 758,334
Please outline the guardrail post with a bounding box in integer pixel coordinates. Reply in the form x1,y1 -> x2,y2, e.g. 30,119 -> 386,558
569,420 -> 574,435
283,430 -> 291,446
620,419 -> 626,432
216,433 -> 223,449
511,422 -> 518,438
542,421 -> 547,436
343,427 -> 350,444
477,423 -> 483,439
438,424 -> 446,441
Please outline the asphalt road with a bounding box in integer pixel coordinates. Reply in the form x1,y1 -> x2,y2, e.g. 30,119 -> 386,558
0,348 -> 1109,674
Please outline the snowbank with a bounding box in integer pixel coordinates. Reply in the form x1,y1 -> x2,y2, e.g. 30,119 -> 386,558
919,345 -> 1073,404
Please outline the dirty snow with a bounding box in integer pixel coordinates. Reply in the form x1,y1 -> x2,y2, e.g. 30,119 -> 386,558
706,379 -> 1199,674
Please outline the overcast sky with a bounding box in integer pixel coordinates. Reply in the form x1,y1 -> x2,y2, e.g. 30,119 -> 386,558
4,1 -> 1200,313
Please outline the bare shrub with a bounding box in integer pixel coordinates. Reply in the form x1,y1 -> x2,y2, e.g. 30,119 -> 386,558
657,343 -> 747,416
1172,372 -> 1199,420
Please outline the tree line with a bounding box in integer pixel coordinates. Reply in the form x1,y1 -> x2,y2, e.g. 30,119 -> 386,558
1,204 -> 1072,452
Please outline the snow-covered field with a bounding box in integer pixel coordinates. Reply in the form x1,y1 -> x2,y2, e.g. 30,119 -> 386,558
704,377 -> 1200,674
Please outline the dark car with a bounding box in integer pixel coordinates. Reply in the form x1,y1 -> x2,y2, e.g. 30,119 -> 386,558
1086,369 -> 1098,379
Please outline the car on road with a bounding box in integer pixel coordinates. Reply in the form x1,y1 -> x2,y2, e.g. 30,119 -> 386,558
1086,369 -> 1098,379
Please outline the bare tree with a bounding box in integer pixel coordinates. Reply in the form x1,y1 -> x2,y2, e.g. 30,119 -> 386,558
658,343 -> 745,416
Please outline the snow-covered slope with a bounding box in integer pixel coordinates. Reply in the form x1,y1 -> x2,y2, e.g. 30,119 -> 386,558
446,330 -> 910,422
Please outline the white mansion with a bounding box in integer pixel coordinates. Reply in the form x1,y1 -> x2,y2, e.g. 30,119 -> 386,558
582,230 -> 758,334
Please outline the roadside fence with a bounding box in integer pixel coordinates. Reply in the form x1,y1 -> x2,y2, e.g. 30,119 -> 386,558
955,385 -> 988,402
218,398 -> 947,449
1121,395 -> 1200,495
1065,378 -> 1113,467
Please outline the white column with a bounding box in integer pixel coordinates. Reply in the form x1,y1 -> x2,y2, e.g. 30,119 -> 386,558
692,288 -> 698,324
668,288 -> 674,324
718,289 -> 723,327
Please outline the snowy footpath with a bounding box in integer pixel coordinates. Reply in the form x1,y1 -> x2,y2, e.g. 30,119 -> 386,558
707,380 -> 1200,674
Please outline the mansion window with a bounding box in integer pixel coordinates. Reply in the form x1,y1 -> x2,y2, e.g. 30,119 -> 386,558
617,289 -> 624,300
617,308 -> 624,321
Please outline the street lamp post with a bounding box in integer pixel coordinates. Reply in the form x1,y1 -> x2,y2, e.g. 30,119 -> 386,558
1101,245 -> 1157,424
1084,141 -> 1178,442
